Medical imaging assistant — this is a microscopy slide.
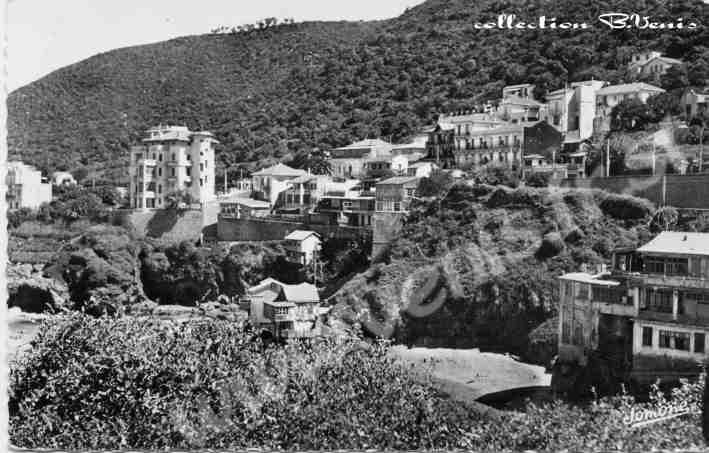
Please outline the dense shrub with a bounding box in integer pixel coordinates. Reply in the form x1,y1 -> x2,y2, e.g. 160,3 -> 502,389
9,316 -> 484,450
536,232 -> 565,259
525,172 -> 551,188
9,315 -> 706,451
8,207 -> 36,229
651,206 -> 679,232
597,193 -> 654,221
472,165 -> 520,188
416,171 -> 454,197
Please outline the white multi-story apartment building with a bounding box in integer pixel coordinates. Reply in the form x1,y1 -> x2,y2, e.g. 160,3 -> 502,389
6,161 -> 52,209
129,125 -> 218,209
546,80 -> 607,142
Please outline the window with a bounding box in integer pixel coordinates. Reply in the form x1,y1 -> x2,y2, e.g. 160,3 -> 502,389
572,322 -> 584,346
200,163 -> 204,171
158,184 -> 162,194
666,258 -> 688,276
405,188 -> 415,197
685,292 -> 709,304
659,330 -> 690,351
562,320 -> 571,344
186,167 -> 191,177
187,154 -> 191,161
646,289 -> 673,313
158,153 -> 163,162
695,333 -> 706,353
592,287 -> 621,304
574,283 -> 590,299
200,178 -> 203,187
394,202 -> 401,212
642,327 -> 653,347
158,168 -> 162,177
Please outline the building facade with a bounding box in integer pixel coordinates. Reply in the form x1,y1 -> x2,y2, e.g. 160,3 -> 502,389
328,139 -> 393,179
251,163 -> 308,207
628,51 -> 683,78
6,161 -> 52,209
283,230 -> 321,266
218,196 -> 271,219
375,176 -> 420,213
245,278 -> 322,339
314,190 -> 376,227
129,125 -> 217,209
681,89 -> 709,119
594,83 -> 665,132
556,232 -> 709,387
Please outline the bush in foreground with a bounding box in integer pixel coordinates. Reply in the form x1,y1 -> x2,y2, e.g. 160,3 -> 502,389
9,315 -> 483,450
10,315 -> 706,451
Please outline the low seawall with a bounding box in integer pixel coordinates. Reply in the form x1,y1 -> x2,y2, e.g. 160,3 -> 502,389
217,216 -> 371,242
560,174 -> 709,210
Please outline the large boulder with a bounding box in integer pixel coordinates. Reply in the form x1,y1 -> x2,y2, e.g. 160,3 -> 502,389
7,263 -> 70,313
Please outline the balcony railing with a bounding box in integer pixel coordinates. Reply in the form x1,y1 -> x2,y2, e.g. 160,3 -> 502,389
633,274 -> 709,290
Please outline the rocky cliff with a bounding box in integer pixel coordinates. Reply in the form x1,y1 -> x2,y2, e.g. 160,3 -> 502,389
327,183 -> 656,355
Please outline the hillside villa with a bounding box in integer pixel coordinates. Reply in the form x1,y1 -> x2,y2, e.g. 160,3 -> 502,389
328,139 -> 394,179
51,171 -> 77,186
6,161 -> 52,209
681,88 -> 708,119
283,230 -> 321,266
594,83 -> 665,132
251,163 -> 308,207
556,232 -> 709,387
244,278 -> 322,339
129,125 -> 218,209
628,50 -> 683,79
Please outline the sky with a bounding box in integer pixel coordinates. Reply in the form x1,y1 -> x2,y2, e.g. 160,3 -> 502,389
5,0 -> 425,91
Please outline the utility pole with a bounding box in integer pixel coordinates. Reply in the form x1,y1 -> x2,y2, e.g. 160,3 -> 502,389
651,142 -> 656,176
224,167 -> 227,194
606,139 -> 611,177
700,123 -> 705,173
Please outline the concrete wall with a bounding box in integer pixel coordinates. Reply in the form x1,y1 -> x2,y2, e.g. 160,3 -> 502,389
372,211 -> 407,259
111,202 -> 220,244
560,174 -> 709,210
217,216 -> 371,242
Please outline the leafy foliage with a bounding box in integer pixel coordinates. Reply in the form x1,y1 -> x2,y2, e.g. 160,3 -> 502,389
9,315 -> 706,451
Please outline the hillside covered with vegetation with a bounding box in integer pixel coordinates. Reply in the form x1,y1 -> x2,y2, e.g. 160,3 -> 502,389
8,0 -> 709,181
327,180 -> 679,360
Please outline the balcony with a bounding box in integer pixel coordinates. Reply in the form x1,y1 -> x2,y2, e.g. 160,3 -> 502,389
633,274 -> 709,291
137,158 -> 157,166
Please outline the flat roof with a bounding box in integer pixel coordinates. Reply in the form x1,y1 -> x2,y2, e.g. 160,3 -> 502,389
558,272 -> 620,287
219,197 -> 270,208
376,176 -> 420,185
637,232 -> 709,257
